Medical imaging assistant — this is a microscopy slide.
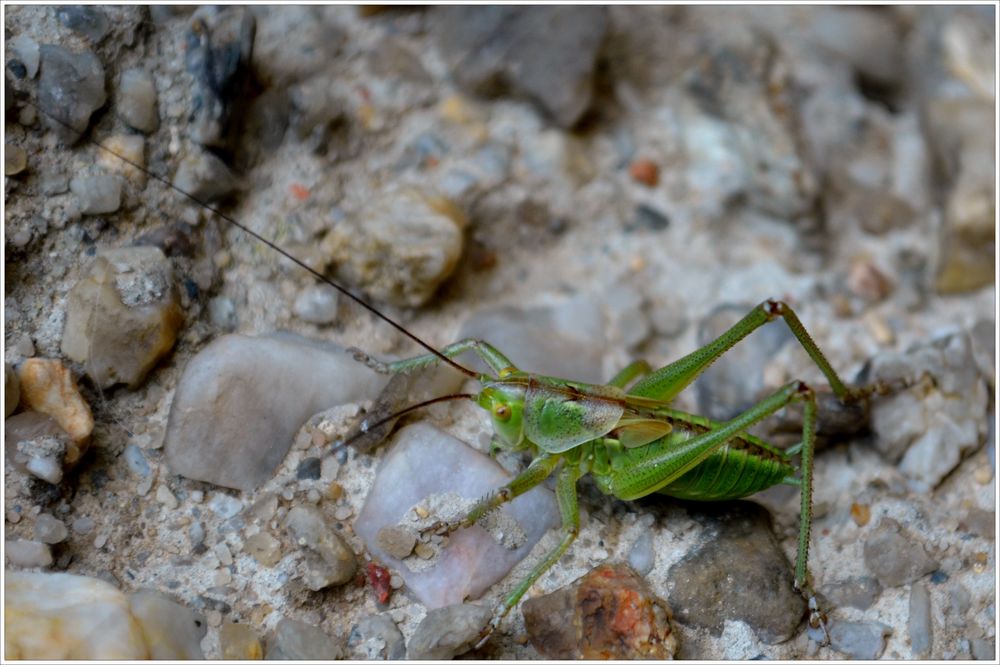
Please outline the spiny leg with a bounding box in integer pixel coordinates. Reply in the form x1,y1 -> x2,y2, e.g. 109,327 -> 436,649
476,460 -> 582,648
350,338 -> 516,377
422,453 -> 560,538
628,299 -> 868,404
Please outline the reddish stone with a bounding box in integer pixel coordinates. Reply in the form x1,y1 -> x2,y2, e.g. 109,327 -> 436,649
522,563 -> 677,659
629,159 -> 660,187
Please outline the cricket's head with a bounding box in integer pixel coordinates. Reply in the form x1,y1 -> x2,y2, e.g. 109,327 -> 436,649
477,374 -> 527,450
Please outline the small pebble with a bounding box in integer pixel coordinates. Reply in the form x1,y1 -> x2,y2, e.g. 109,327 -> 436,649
16,358 -> 94,446
334,506 -> 353,521
156,485 -> 179,510
414,542 -> 435,560
828,620 -> 892,659
123,444 -> 150,477
627,530 -> 655,576
6,540 -> 54,568
220,622 -> 262,660
389,574 -> 404,590
296,457 -> 322,480
94,532 -> 109,548
970,638 -> 995,661
97,134 -> 146,182
293,285 -> 339,324
56,6 -> 111,42
7,509 -> 23,524
189,490 -> 204,504
206,609 -> 223,628
863,522 -> 939,587
117,68 -> 159,133
266,617 -> 344,660
188,521 -> 205,548
9,35 -> 40,78
629,158 -> 660,187
34,514 -> 69,544
172,149 -> 237,202
376,526 -> 417,560
347,613 -> 406,660
245,532 -> 282,566
213,568 -> 233,586
38,44 -> 106,143
5,143 -> 27,176
851,502 -> 872,527
407,603 -> 493,660
72,516 -> 95,534
306,488 -> 321,504
214,543 -> 233,566
69,174 -> 122,215
208,493 -> 244,520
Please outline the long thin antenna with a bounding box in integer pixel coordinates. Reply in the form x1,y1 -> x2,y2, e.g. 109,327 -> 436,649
18,96 -> 479,379
333,393 -> 478,452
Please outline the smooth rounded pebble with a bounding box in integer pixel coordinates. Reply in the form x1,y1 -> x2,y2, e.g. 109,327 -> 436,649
284,505 -> 358,589
61,246 -> 184,390
34,514 -> 69,544
165,334 -> 388,491
266,617 -> 343,660
117,68 -> 159,133
6,540 -> 53,568
127,590 -> 206,659
355,423 -> 559,609
69,174 -> 122,215
407,603 -> 492,660
347,613 -> 406,660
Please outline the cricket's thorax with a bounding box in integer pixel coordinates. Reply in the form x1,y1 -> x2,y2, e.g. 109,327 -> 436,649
478,374 -> 629,454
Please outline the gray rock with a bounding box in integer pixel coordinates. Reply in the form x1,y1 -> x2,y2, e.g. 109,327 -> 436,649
407,603 -> 492,660
208,296 -> 237,331
61,246 -> 183,389
165,334 -> 387,491
347,614 -> 406,660
971,638 -> 995,661
863,521 -> 939,587
432,6 -> 608,128
69,174 -> 122,215
5,540 -> 53,568
665,502 -> 805,644
356,423 -> 559,609
185,7 -> 256,149
172,149 -> 238,202
824,576 -> 882,610
9,35 -> 40,79
908,582 -> 933,657
117,69 -> 159,133
828,619 -> 892,659
38,44 -> 106,144
458,296 -> 606,384
870,331 -> 989,490
56,6 -> 111,43
207,493 -> 243,520
284,505 -> 358,589
127,590 -> 206,659
266,617 -> 343,660
123,444 -> 150,477
320,188 -> 466,308
960,507 -> 995,540
292,285 -> 339,325
34,514 -> 68,544
627,530 -> 656,577
188,521 -> 205,548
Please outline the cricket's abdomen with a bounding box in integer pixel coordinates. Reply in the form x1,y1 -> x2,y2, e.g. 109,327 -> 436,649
656,439 -> 794,500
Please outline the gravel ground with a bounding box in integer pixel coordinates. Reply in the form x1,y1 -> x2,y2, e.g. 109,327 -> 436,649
4,5 -> 995,660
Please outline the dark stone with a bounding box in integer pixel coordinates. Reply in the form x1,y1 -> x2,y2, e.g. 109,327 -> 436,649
666,501 -> 806,644
296,456 -> 322,480
8,60 -> 27,80
432,6 -> 608,128
37,44 -> 106,144
57,6 -> 111,43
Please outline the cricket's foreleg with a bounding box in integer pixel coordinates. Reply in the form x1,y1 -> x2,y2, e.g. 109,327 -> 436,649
476,461 -> 582,649
628,299 -> 862,404
350,338 -> 516,377
608,359 -> 653,389
423,454 -> 560,538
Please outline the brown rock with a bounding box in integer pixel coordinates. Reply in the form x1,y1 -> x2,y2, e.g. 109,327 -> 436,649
522,563 -> 677,659
16,358 -> 93,451
61,246 -> 183,389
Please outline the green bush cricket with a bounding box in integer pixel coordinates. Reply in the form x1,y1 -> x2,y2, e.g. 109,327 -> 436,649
29,96 -> 894,651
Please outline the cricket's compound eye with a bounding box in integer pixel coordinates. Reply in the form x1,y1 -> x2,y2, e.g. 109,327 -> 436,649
493,404 -> 511,421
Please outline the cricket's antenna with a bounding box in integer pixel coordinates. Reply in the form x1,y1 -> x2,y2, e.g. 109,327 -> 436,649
19,97 -> 480,380
333,392 -> 478,452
